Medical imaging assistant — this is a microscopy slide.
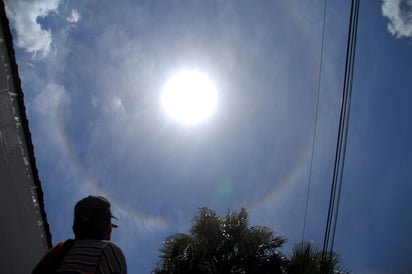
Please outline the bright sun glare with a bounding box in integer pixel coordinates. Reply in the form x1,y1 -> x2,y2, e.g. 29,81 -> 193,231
161,70 -> 217,125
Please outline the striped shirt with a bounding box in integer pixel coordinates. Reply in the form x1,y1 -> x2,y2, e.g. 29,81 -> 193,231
56,239 -> 127,274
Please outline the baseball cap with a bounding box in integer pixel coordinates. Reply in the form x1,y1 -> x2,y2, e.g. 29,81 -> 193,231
74,195 -> 119,228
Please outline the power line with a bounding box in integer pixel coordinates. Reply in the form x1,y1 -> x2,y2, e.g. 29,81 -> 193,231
321,0 -> 360,272
302,0 -> 328,243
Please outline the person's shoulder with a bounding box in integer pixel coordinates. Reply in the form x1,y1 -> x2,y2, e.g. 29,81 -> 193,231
32,239 -> 75,274
99,241 -> 127,273
74,239 -> 107,247
54,239 -> 74,248
73,239 -> 123,252
47,239 -> 74,254
101,240 -> 125,254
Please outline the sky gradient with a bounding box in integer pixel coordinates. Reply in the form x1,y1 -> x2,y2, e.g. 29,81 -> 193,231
5,0 -> 412,273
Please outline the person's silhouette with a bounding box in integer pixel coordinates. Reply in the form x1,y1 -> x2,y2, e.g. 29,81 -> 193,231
33,195 -> 127,274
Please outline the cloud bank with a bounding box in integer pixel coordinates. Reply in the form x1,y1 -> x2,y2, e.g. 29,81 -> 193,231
382,0 -> 412,38
5,0 -> 61,58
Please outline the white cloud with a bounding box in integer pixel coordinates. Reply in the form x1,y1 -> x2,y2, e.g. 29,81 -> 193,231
5,0 -> 61,58
66,9 -> 81,23
33,82 -> 70,115
382,0 -> 412,38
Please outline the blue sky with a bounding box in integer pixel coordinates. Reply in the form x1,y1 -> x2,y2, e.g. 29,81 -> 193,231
5,0 -> 412,273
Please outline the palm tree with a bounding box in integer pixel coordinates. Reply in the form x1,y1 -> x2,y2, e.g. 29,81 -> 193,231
154,233 -> 195,274
153,207 -> 287,274
153,209 -> 352,274
286,241 -> 350,274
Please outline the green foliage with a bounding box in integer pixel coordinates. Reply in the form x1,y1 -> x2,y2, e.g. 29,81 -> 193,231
153,208 -> 350,274
287,242 -> 350,274
153,207 -> 287,274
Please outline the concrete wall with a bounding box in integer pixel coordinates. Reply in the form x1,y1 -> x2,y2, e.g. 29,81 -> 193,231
0,5 -> 51,273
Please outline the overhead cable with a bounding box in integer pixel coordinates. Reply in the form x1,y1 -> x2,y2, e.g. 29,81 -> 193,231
321,0 -> 360,272
302,0 -> 328,243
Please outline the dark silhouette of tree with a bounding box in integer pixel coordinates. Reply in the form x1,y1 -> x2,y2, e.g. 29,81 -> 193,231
153,208 -> 350,274
153,207 -> 287,274
286,242 -> 350,274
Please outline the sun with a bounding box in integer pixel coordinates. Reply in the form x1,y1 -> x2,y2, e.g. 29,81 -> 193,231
161,70 -> 218,125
